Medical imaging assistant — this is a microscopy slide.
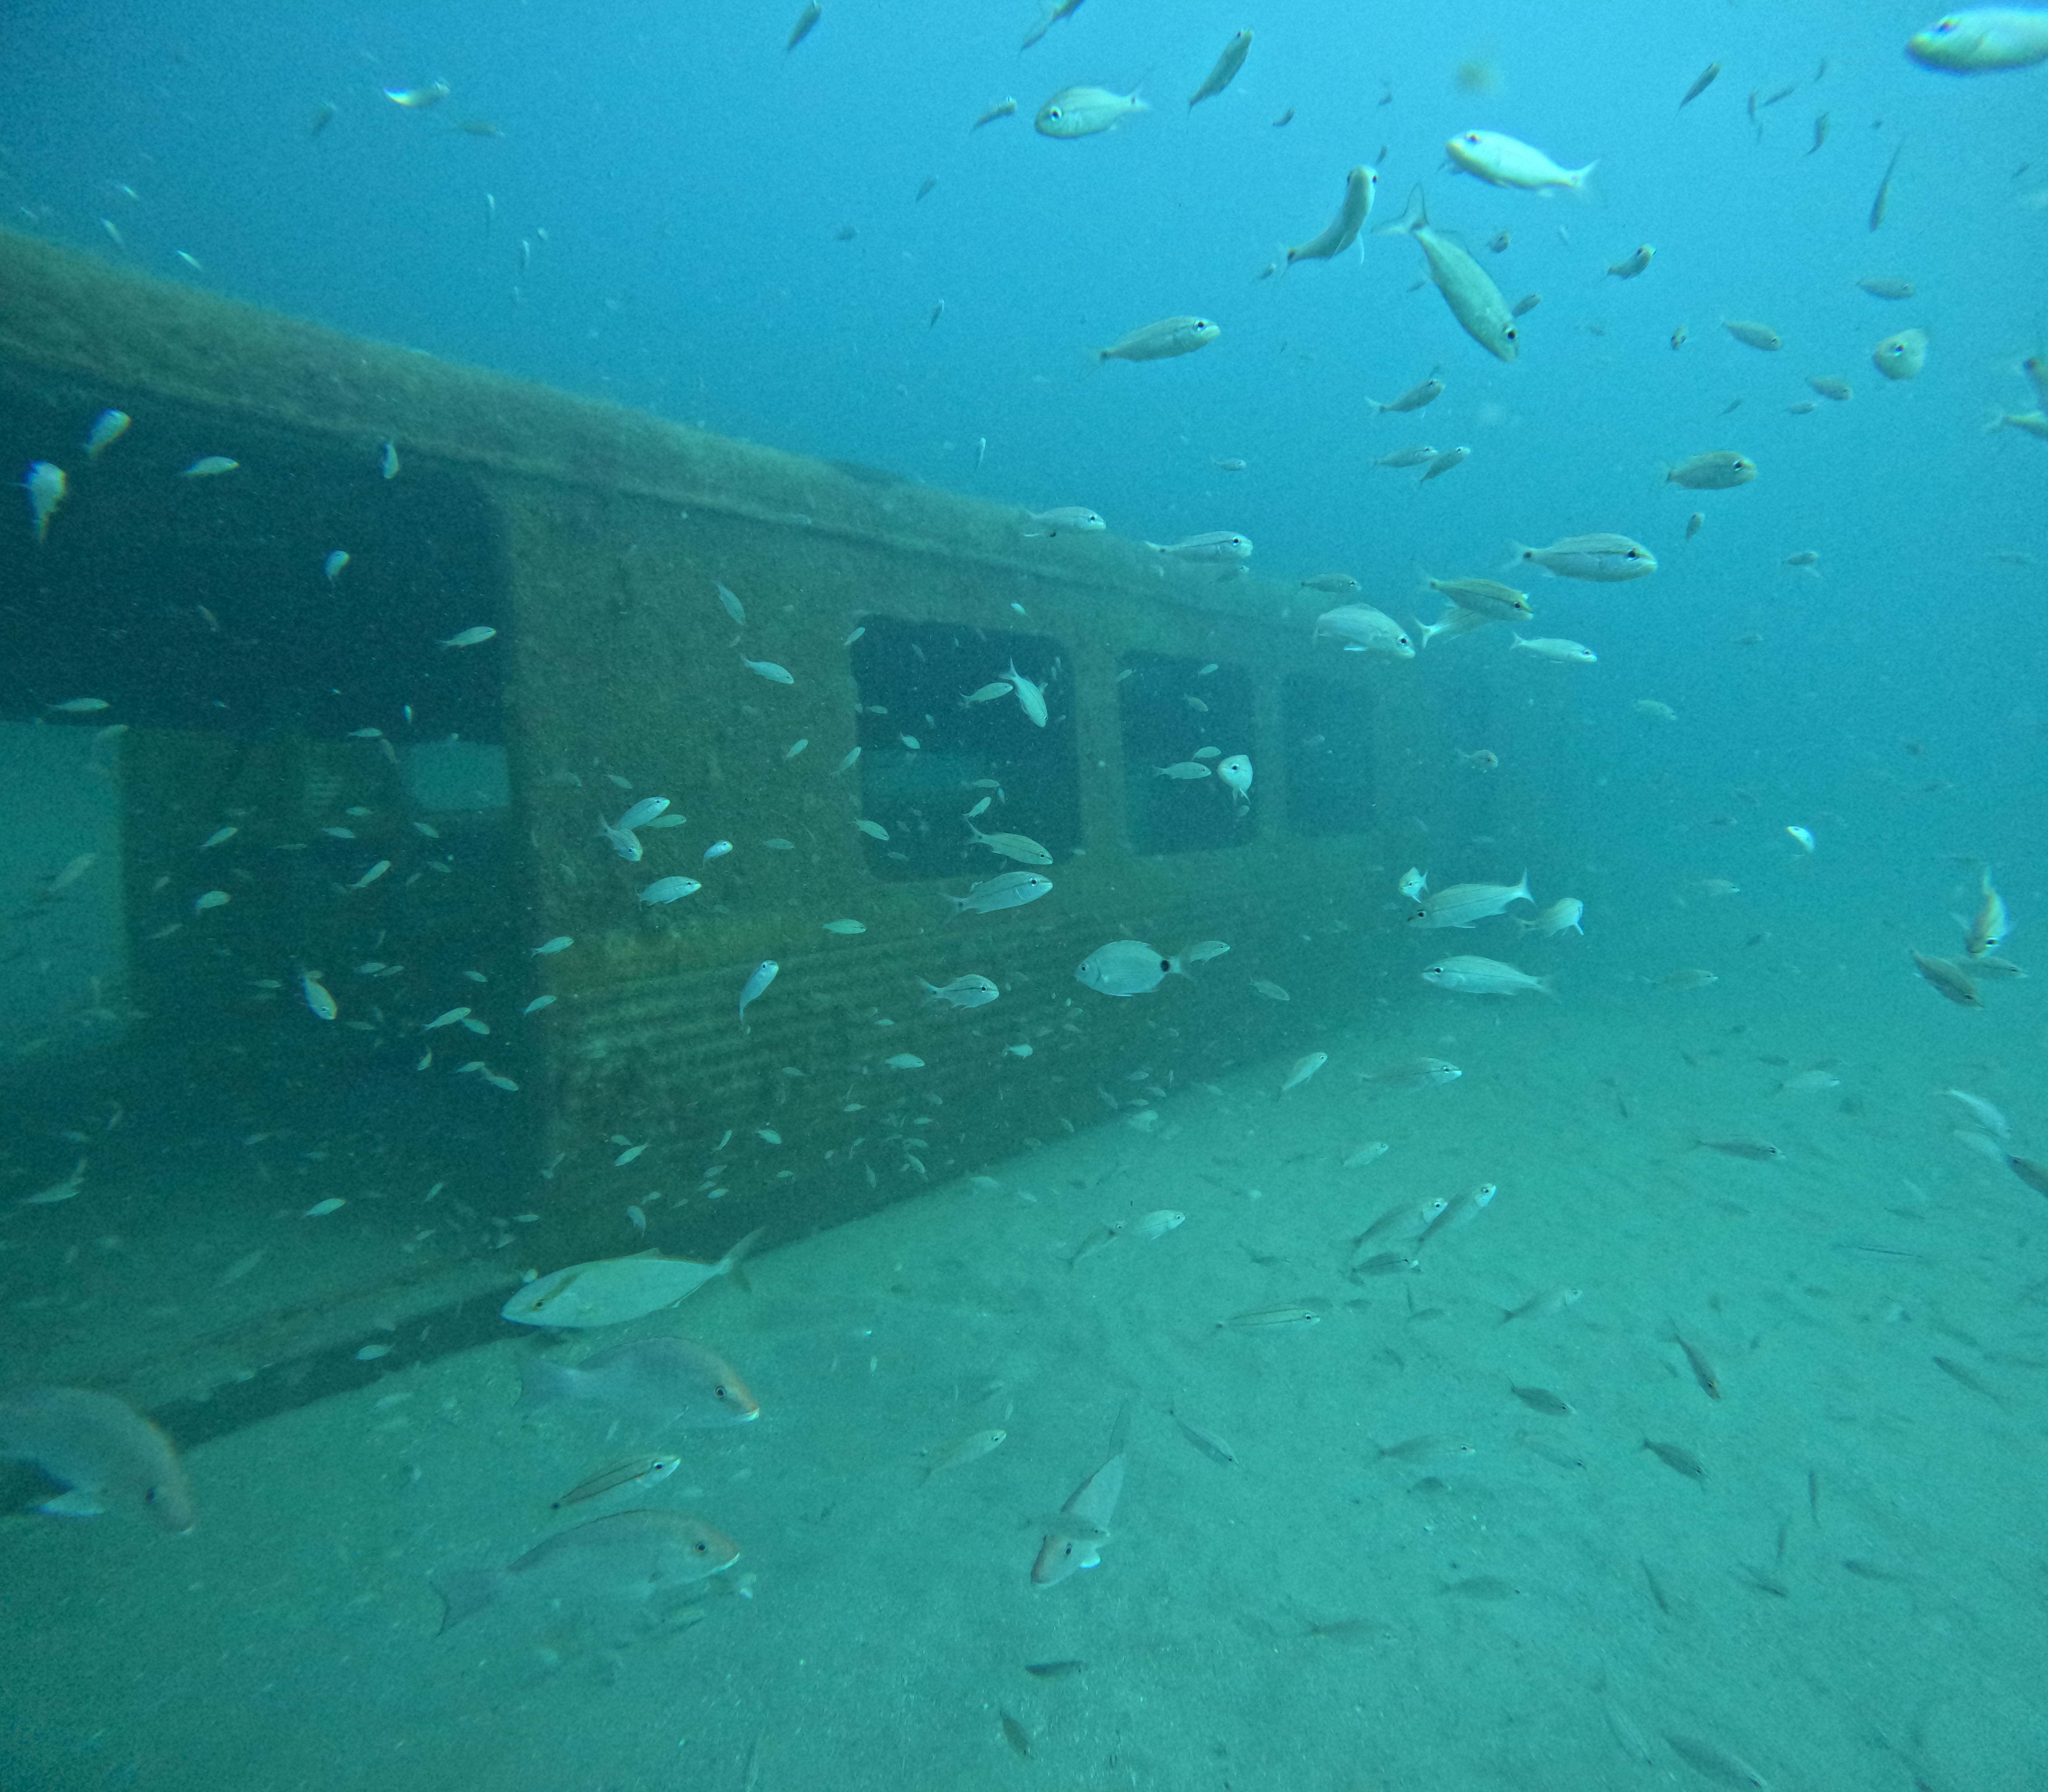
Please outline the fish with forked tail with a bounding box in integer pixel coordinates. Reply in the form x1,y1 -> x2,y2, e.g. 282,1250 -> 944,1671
1033,1402 -> 1131,1585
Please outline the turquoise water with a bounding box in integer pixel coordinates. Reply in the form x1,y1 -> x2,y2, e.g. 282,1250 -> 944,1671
3,3 -> 2047,1788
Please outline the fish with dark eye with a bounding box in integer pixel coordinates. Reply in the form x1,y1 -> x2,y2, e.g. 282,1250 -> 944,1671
1665,450 -> 1757,490
434,1510 -> 739,1632
1377,187 -> 1520,360
1286,166 -> 1377,264
0,1385 -> 195,1531
1188,30 -> 1253,109
1035,85 -> 1149,139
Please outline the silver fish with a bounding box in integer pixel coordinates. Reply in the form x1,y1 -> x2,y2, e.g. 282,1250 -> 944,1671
502,1229 -> 764,1327
1420,955 -> 1555,997
946,871 -> 1053,914
1097,315 -> 1219,362
1146,531 -> 1252,561
1377,187 -> 1519,360
967,820 -> 1052,864
1032,1403 -> 1130,1585
552,1454 -> 682,1508
1665,451 -> 1757,490
1429,576 -> 1529,621
1313,604 -> 1413,658
1370,377 -> 1443,414
434,1509 -> 739,1631
922,974 -> 1001,1008
1511,533 -> 1657,581
519,1336 -> 759,1427
1408,874 -> 1533,928
1286,165 -> 1376,264
1723,319 -> 1783,351
1077,939 -> 1182,997
1189,30 -> 1252,108
1036,86 -> 1149,140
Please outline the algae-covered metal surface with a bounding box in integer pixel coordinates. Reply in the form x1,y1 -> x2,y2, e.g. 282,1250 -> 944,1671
0,226 -> 1410,1429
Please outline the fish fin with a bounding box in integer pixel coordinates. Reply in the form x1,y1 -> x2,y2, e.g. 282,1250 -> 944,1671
1534,975 -> 1561,1000
516,1355 -> 577,1410
718,1226 -> 768,1293
1514,871 -> 1533,904
37,1488 -> 106,1519
1375,183 -> 1428,237
433,1567 -> 502,1632
1104,1398 -> 1134,1461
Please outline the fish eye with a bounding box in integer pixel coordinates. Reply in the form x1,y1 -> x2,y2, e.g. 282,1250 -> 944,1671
1045,106 -> 1062,120
691,1539 -> 709,1554
714,1383 -> 729,1398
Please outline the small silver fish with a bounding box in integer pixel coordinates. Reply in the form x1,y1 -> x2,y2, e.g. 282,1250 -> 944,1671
1370,377 -> 1444,414
83,410 -> 131,458
1188,29 -> 1253,109
741,657 -> 794,683
1036,86 -> 1149,140
922,974 -> 1000,1008
439,625 -> 497,647
972,97 -> 1019,131
947,870 -> 1053,915
1097,316 -> 1219,362
552,1454 -> 682,1508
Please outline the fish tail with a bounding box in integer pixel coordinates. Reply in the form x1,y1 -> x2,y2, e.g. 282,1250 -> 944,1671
1534,975 -> 1561,1001
1514,870 -> 1532,904
718,1226 -> 768,1295
1374,184 -> 1428,237
516,1356 -> 577,1410
433,1567 -> 502,1632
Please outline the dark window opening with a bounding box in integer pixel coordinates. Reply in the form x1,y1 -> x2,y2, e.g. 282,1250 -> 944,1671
1282,675 -> 1376,836
848,617 -> 1079,881
1117,652 -> 1255,854
0,410 -> 506,740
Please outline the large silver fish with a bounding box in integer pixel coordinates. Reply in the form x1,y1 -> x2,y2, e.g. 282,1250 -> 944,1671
519,1336 -> 760,1427
1377,187 -> 1519,361
1511,533 -> 1657,582
1076,940 -> 1183,997
434,1509 -> 739,1631
502,1229 -> 764,1328
0,1385 -> 195,1532
1409,875 -> 1533,929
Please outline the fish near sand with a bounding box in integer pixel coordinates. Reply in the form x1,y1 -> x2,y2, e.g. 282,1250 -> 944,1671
434,1509 -> 739,1632
519,1337 -> 760,1428
0,1384 -> 196,1532
1377,187 -> 1519,361
1034,1402 -> 1131,1586
502,1229 -> 765,1327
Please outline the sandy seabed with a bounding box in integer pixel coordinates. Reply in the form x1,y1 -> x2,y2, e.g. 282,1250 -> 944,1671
2,972 -> 2044,1792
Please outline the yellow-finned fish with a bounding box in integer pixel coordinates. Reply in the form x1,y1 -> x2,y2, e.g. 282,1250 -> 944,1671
1377,187 -> 1519,361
